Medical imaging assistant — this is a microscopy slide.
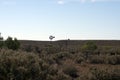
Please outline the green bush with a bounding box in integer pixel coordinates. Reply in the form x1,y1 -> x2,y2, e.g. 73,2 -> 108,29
81,41 -> 97,53
81,41 -> 97,60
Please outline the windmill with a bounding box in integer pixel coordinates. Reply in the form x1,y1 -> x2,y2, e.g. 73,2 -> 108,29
49,35 -> 55,41
0,33 -> 3,41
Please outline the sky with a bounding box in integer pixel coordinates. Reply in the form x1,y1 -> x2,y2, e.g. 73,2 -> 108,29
0,0 -> 120,41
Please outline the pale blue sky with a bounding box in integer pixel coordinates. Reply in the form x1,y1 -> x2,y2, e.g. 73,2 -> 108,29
0,0 -> 120,40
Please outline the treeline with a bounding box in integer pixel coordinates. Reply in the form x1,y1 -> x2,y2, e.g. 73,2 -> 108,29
0,37 -> 20,50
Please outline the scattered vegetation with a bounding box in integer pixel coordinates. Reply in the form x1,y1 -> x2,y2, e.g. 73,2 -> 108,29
63,64 -> 78,78
0,40 -> 120,80
90,66 -> 120,80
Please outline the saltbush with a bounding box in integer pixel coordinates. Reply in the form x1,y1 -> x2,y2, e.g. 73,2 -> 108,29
63,64 -> 78,78
0,49 -> 58,80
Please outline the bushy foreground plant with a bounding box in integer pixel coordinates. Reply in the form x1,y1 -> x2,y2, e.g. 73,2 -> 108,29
89,55 -> 120,65
0,49 -> 59,80
90,67 -> 120,80
62,63 -> 78,78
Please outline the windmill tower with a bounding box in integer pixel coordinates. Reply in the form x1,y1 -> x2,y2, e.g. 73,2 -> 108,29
0,33 -> 3,41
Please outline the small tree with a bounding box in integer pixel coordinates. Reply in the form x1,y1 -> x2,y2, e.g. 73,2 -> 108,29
0,41 -> 4,48
5,37 -> 20,50
0,32 -> 3,41
5,37 -> 14,49
13,38 -> 20,50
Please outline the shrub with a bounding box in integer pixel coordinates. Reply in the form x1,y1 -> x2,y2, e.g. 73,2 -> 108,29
55,52 -> 70,59
89,55 -> 105,64
57,72 -> 72,80
89,55 -> 120,65
0,49 -> 59,80
63,64 -> 78,78
90,67 -> 120,80
81,41 -> 97,53
105,55 -> 120,65
34,46 -> 41,53
81,41 -> 97,60
24,45 -> 33,52
45,44 -> 61,54
75,56 -> 84,64
53,52 -> 70,64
